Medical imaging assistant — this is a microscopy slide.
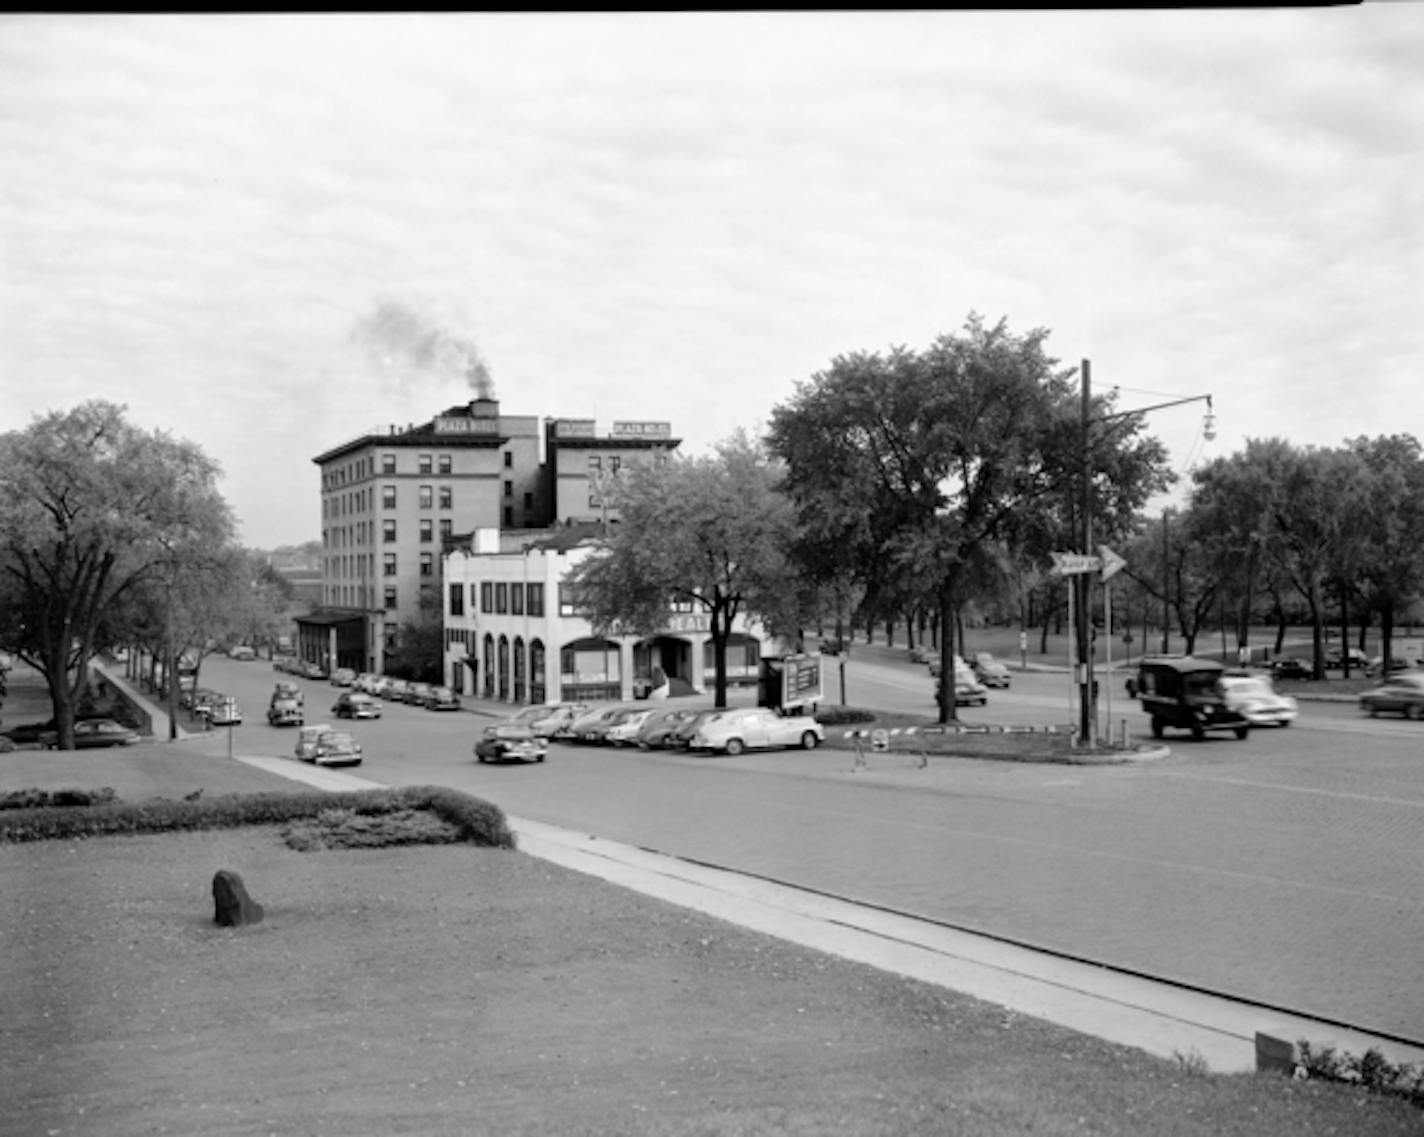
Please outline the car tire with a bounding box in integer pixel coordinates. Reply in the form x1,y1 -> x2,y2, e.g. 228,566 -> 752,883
724,738 -> 745,756
1234,726 -> 1249,740
1151,717 -> 1165,739
800,731 -> 819,750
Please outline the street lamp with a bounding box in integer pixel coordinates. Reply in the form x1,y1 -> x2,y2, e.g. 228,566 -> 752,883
1077,360 -> 1215,746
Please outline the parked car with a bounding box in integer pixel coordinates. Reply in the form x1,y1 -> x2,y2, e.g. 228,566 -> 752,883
567,705 -> 636,744
312,729 -> 363,767
1359,672 -> 1424,720
353,673 -> 382,694
686,706 -> 824,755
301,660 -> 328,680
635,707 -> 701,749
581,708 -> 650,746
664,710 -> 725,751
41,718 -> 141,749
226,644 -> 256,661
971,652 -> 1012,689
405,682 -> 435,707
604,709 -> 656,747
267,697 -> 304,727
819,637 -> 848,655
475,723 -> 548,764
1270,658 -> 1313,681
420,685 -> 462,711
330,668 -> 357,688
332,692 -> 383,720
908,646 -> 932,664
1130,656 -> 1250,741
1324,647 -> 1369,670
382,679 -> 412,703
522,703 -> 590,738
1218,674 -> 1298,728
295,723 -> 334,762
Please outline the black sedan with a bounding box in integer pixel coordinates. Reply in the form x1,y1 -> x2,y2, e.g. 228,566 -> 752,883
1270,658 -> 1313,681
42,718 -> 142,749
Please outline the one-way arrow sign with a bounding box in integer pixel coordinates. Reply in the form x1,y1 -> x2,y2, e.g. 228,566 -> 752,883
1098,545 -> 1127,581
1050,552 -> 1100,576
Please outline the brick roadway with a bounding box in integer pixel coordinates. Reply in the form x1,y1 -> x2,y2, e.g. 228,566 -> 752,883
15,655 -> 1424,1047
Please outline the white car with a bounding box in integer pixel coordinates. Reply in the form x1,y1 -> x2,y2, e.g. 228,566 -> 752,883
1219,675 -> 1298,727
687,707 -> 824,755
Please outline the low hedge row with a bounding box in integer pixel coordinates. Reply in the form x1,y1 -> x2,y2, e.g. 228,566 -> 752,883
0,784 -> 516,849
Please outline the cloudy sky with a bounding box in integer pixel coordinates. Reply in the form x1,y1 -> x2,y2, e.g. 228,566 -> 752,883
2,10 -> 1420,549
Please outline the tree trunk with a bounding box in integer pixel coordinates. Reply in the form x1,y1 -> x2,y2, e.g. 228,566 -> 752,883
936,585 -> 957,725
710,593 -> 730,709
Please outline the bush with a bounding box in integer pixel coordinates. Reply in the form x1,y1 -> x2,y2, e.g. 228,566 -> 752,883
0,784 -> 515,849
1297,1040 -> 1424,1108
0,786 -> 118,811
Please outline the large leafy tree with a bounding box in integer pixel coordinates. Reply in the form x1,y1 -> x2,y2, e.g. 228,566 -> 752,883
768,314 -> 1170,723
566,431 -> 797,708
1347,434 -> 1424,668
0,401 -> 232,747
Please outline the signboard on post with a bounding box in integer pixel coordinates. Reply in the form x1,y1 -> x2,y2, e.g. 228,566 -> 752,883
1099,545 -> 1127,581
1050,552 -> 1101,576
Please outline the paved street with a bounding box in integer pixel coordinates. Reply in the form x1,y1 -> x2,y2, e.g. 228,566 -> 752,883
118,655 -> 1424,1046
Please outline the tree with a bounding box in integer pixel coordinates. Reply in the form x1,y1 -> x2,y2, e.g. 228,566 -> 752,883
768,314 -> 1170,723
1347,435 -> 1424,669
566,432 -> 797,708
0,402 -> 232,748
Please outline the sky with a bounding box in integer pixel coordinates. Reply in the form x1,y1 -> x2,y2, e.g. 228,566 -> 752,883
2,10 -> 1420,550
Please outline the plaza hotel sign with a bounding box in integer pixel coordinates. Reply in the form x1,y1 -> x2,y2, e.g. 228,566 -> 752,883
434,416 -> 500,435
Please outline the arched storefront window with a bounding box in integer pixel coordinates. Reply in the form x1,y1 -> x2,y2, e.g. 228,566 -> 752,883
559,637 -> 621,702
498,635 -> 511,701
703,633 -> 762,688
482,634 -> 495,698
530,639 -> 546,704
513,636 -> 526,703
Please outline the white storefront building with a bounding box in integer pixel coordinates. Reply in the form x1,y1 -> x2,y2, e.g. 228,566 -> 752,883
442,527 -> 768,705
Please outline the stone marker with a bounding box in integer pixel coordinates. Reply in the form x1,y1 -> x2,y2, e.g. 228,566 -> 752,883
212,869 -> 264,927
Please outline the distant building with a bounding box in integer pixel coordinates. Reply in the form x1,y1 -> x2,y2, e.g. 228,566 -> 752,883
441,527 -> 764,704
304,399 -> 679,675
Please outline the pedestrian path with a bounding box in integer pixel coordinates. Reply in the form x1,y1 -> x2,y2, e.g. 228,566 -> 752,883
235,753 -> 1424,1076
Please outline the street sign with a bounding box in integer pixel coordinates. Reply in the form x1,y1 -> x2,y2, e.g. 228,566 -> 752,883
1050,552 -> 1101,575
1098,545 -> 1127,581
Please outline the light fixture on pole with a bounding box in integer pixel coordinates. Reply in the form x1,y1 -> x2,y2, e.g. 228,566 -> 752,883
1078,366 -> 1216,747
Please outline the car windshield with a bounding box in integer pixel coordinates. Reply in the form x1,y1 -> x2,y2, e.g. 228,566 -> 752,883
1393,675 -> 1424,691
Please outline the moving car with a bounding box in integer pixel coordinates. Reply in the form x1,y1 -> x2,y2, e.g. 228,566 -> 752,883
1269,658 -> 1313,681
1365,656 -> 1417,679
332,692 -> 383,720
1324,647 -> 1369,670
1359,672 -> 1424,720
267,697 -> 304,727
311,729 -> 363,767
686,706 -> 824,755
475,723 -> 548,764
295,723 -> 334,762
272,680 -> 304,707
1130,656 -> 1250,741
971,652 -> 1012,689
41,718 -> 141,749
226,644 -> 256,661
1218,674 -> 1298,728
206,697 -> 242,726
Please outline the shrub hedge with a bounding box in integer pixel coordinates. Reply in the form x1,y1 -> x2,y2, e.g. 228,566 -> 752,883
0,784 -> 516,849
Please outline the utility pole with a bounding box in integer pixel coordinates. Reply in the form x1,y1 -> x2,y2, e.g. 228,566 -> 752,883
1077,360 -> 1095,745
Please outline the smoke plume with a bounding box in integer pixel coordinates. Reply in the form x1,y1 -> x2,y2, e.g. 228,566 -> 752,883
351,300 -> 495,399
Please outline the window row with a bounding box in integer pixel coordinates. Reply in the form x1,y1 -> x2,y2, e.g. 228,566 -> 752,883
447,581 -> 547,618
380,484 -> 456,510
382,519 -> 454,543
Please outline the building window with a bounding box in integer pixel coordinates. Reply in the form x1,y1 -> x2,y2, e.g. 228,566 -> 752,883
481,582 -> 493,613
439,486 -> 452,509
383,519 -> 397,543
438,454 -> 451,474
384,587 -> 397,610
503,506 -> 513,526
502,451 -> 512,468
382,453 -> 396,474
495,583 -> 508,613
610,456 -> 622,473
419,519 -> 433,543
419,454 -> 432,474
527,583 -> 544,616
502,479 -> 512,498
419,485 -> 433,509
588,456 -> 602,473
382,484 -> 396,508
383,553 -> 397,577
420,552 -> 433,577
511,583 -> 524,615
439,519 -> 453,540
449,582 -> 465,617
558,583 -> 587,617
523,491 -> 533,511
384,622 -> 398,648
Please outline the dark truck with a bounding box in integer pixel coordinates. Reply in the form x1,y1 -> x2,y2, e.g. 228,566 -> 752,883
1128,656 -> 1250,741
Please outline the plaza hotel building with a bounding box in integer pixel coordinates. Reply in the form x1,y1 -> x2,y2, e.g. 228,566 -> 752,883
305,398 -> 766,700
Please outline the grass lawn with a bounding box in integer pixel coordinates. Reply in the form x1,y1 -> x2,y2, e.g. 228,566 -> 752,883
3,750 -> 1421,1136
